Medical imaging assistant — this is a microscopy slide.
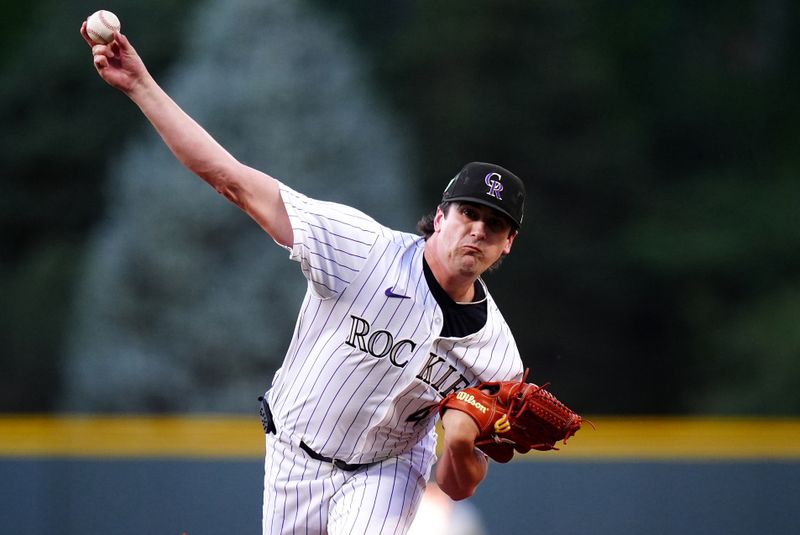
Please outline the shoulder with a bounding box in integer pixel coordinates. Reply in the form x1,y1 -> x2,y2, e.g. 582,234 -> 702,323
278,182 -> 376,226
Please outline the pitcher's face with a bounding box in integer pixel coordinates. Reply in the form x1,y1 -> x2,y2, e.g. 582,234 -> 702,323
433,202 -> 516,278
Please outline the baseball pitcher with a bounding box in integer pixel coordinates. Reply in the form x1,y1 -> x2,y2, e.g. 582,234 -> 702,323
82,20 -> 584,535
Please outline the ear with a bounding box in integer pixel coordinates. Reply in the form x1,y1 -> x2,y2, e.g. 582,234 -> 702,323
433,207 -> 446,232
503,230 -> 518,255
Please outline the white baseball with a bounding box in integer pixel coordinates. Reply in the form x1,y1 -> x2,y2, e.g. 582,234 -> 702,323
86,10 -> 121,45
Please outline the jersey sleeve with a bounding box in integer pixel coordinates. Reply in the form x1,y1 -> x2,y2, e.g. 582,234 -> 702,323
277,182 -> 384,298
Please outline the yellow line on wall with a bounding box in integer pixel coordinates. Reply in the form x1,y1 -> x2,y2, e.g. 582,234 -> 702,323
0,415 -> 265,459
1,416 -> 799,460
543,417 -> 800,461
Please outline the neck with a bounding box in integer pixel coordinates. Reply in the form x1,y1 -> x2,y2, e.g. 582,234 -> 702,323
423,243 -> 477,303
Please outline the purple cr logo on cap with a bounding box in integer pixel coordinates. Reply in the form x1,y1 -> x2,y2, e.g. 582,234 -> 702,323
484,172 -> 504,200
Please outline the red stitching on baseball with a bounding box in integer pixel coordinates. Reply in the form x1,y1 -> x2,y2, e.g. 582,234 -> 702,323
98,11 -> 117,32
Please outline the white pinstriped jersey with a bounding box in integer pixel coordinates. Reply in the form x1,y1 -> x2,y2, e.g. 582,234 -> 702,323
265,183 -> 524,465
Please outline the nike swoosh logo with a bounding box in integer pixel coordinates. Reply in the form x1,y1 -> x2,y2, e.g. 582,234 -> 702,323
384,287 -> 410,299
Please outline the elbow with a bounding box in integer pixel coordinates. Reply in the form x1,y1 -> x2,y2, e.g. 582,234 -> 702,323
214,181 -> 246,210
444,487 -> 476,502
436,464 -> 480,502
209,167 -> 248,210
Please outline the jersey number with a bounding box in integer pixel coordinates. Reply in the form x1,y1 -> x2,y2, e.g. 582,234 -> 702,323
405,404 -> 438,424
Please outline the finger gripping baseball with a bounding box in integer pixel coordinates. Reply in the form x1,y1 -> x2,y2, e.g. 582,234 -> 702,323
439,369 -> 586,462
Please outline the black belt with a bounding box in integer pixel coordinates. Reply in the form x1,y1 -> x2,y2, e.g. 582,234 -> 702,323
298,441 -> 370,472
259,396 -> 369,472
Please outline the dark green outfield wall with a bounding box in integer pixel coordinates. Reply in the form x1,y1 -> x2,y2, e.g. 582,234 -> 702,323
2,459 -> 798,534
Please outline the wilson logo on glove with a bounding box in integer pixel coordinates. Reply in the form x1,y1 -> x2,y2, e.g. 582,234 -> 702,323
455,391 -> 489,413
493,414 -> 511,434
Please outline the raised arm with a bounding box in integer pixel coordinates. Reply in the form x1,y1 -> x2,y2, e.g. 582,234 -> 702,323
81,22 -> 293,247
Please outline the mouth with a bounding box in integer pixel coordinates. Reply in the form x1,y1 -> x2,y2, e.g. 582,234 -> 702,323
461,244 -> 483,256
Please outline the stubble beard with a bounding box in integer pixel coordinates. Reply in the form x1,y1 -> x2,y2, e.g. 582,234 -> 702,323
452,247 -> 487,278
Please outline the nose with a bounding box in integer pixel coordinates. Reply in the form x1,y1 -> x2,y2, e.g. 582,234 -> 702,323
470,220 -> 487,239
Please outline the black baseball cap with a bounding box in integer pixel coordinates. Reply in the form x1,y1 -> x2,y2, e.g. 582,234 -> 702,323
441,162 -> 526,228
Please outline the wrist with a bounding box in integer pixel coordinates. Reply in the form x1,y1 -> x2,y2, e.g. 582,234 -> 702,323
441,409 -> 481,443
126,71 -> 155,100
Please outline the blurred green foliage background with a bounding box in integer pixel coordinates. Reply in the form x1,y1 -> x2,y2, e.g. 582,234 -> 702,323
2,0 -> 798,415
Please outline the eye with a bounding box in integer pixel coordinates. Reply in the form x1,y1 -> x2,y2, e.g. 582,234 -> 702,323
460,206 -> 479,220
486,217 -> 510,234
